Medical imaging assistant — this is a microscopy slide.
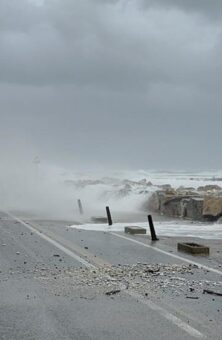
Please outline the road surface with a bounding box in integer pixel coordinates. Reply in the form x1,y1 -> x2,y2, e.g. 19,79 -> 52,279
0,210 -> 222,339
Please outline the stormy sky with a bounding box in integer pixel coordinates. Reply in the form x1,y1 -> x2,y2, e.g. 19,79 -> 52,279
1,0 -> 222,171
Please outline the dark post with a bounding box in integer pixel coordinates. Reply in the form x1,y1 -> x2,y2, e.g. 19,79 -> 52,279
148,215 -> 159,241
106,206 -> 113,226
77,199 -> 83,215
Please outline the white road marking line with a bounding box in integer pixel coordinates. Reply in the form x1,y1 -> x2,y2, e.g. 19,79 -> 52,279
5,212 -> 205,338
6,212 -> 95,269
126,289 -> 205,339
111,232 -> 222,276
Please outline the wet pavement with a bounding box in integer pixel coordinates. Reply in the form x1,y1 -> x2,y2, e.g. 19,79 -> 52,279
1,210 -> 222,339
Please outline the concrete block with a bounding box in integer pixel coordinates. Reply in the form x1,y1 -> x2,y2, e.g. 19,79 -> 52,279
124,226 -> 146,235
177,242 -> 209,255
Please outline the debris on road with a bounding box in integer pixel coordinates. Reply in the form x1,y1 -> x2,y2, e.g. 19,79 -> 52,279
28,263 -> 222,300
105,289 -> 121,296
203,289 -> 222,296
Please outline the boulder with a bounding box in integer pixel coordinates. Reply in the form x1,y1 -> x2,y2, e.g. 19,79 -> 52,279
118,184 -> 132,197
146,185 -> 222,222
216,216 -> 222,224
160,184 -> 172,190
197,185 -> 221,192
138,178 -> 147,185
163,196 -> 188,217
177,186 -> 195,192
147,191 -> 161,212
203,196 -> 222,220
186,197 -> 204,220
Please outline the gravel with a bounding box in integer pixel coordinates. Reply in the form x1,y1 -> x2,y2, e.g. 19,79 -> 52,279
1,262 -> 221,299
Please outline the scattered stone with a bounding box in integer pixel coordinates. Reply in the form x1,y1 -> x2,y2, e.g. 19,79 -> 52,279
8,262 -> 220,301
145,268 -> 160,274
203,289 -> 222,297
105,289 -> 121,296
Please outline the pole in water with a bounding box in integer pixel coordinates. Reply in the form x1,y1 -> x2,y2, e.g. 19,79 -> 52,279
106,206 -> 113,226
77,199 -> 83,215
148,215 -> 159,241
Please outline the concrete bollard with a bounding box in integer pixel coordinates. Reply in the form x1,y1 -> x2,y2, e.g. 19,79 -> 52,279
106,206 -> 113,226
77,199 -> 83,215
148,215 -> 159,241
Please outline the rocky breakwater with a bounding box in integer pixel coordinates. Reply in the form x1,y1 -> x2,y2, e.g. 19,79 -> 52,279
147,184 -> 222,222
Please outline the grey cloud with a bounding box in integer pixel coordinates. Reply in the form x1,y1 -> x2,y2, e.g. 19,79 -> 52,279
142,0 -> 222,20
0,0 -> 222,170
0,0 -> 221,92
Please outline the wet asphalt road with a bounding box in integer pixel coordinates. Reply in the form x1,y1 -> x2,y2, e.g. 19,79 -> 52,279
0,210 -> 222,339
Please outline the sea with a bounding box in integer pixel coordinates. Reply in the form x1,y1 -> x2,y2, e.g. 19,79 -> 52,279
2,167 -> 222,239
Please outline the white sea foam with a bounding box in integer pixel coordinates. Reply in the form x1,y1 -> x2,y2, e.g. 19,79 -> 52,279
70,221 -> 222,240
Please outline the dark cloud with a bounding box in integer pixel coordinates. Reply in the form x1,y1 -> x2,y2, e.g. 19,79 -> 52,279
0,0 -> 222,170
142,0 -> 222,20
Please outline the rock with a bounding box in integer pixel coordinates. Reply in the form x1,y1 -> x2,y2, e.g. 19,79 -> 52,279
185,197 -> 204,220
105,289 -> 121,296
162,194 -> 199,218
203,196 -> 222,220
197,185 -> 221,192
217,217 -> 222,224
161,184 -> 173,190
163,196 -> 184,217
203,289 -> 222,296
147,191 -> 161,212
147,190 -> 176,213
177,186 -> 195,192
138,179 -> 147,184
118,184 -> 132,197
146,184 -> 222,222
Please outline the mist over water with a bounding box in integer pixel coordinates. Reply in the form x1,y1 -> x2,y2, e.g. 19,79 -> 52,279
0,162 -> 73,219
0,162 -> 148,220
1,160 -> 222,222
